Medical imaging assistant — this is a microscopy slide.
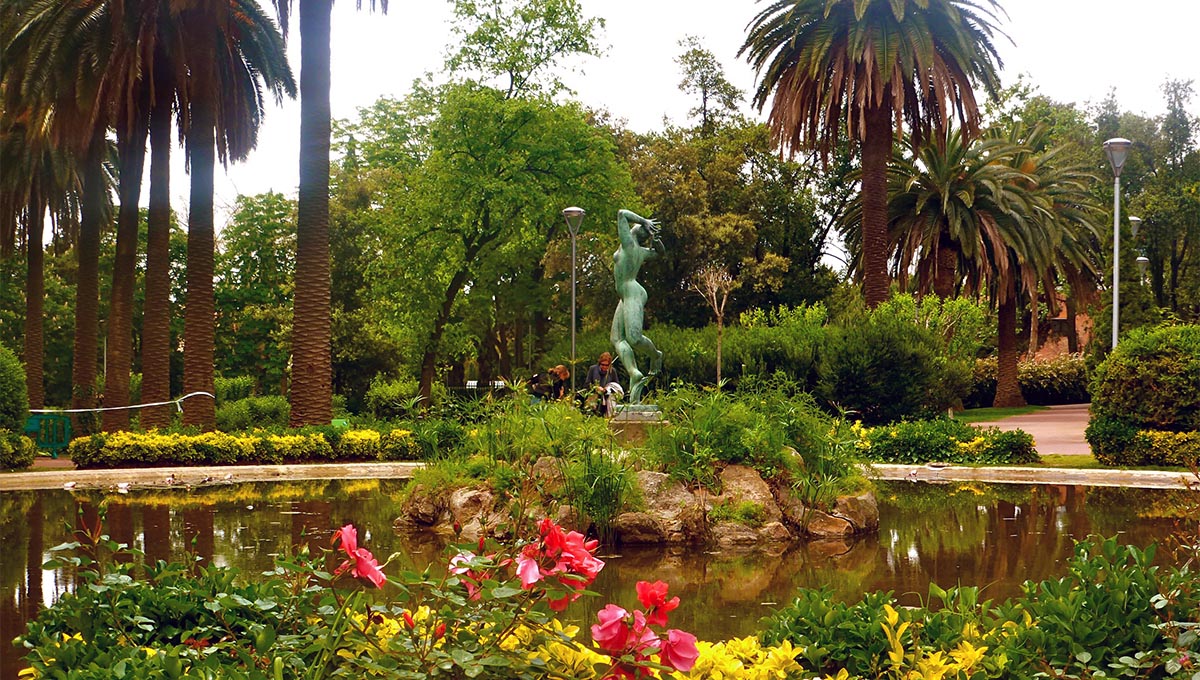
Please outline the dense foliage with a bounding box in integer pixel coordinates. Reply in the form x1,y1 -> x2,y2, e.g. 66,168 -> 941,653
0,343 -> 29,432
1090,325 -> 1200,432
965,353 -> 1092,408
762,537 -> 1200,679
0,430 -> 36,469
861,419 -> 1039,466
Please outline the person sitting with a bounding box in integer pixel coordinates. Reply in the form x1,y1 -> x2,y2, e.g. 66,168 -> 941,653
585,352 -> 617,389
549,365 -> 571,400
584,352 -> 619,416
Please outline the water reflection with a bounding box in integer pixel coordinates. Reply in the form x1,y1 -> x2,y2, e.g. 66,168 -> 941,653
1,480 -> 1193,680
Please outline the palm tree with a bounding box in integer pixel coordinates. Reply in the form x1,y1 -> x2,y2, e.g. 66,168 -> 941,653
179,0 -> 294,429
0,107 -> 83,411
841,128 -> 1031,299
739,0 -> 1006,307
268,0 -> 387,427
2,0 -> 119,426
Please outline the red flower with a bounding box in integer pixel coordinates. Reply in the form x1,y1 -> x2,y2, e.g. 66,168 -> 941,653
434,622 -> 446,640
659,629 -> 699,672
590,604 -> 631,653
402,611 -> 415,629
635,580 -> 679,626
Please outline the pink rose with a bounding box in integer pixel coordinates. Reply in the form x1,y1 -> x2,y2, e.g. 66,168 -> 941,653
591,604 -> 631,653
659,629 -> 699,671
635,580 -> 679,625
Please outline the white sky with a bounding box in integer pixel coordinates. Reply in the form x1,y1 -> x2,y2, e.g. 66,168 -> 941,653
191,0 -> 1200,228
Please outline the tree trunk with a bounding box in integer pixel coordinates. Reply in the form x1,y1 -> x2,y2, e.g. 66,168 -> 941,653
1028,290 -> 1040,358
140,80 -> 174,430
1066,296 -> 1079,354
993,281 -> 1026,408
71,137 -> 107,433
419,262 -> 475,403
933,232 -> 958,299
289,0 -> 334,426
183,60 -> 217,429
860,103 -> 893,308
103,115 -> 150,432
24,189 -> 45,410
715,320 -> 723,385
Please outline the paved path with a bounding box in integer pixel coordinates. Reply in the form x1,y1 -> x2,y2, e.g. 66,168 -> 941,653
971,403 -> 1091,455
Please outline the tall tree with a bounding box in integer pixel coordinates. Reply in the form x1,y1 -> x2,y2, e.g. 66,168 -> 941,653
267,0 -> 387,427
179,0 -> 294,428
740,0 -> 1006,307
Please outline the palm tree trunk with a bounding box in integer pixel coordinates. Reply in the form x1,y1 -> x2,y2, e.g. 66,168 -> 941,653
103,118 -> 150,432
24,189 -> 45,410
860,103 -> 892,308
993,279 -> 1025,408
1028,290 -> 1040,357
933,232 -> 958,299
141,81 -> 173,429
289,0 -> 334,427
71,138 -> 106,432
183,73 -> 217,429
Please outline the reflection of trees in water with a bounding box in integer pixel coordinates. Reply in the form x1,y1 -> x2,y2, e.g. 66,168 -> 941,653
1,479 -> 1190,665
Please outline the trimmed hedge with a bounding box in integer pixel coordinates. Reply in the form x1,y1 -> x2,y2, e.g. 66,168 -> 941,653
67,428 -> 421,468
965,354 -> 1091,408
1090,324 -> 1200,432
862,418 -> 1039,465
1086,415 -> 1200,467
1,430 -> 36,470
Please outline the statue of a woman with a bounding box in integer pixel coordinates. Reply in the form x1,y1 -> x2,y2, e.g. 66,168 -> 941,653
610,209 -> 664,404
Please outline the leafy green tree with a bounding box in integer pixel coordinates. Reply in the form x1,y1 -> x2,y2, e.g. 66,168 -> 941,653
740,0 -> 1006,308
215,193 -> 296,395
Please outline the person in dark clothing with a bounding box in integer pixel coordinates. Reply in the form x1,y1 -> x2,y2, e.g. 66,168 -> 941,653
585,352 -> 617,389
584,352 -> 618,415
549,365 -> 571,400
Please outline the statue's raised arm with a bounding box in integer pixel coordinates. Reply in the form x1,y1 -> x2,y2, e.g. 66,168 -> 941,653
610,209 -> 665,405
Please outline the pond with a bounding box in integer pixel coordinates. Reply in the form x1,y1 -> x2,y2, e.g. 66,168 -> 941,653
1,479 -> 1195,680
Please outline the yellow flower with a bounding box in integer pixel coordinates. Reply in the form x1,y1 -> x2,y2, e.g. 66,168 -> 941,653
915,650 -> 953,680
950,640 -> 987,671
824,669 -> 851,680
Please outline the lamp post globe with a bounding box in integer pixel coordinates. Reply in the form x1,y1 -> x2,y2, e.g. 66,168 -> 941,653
1103,138 -> 1133,349
562,207 -> 586,395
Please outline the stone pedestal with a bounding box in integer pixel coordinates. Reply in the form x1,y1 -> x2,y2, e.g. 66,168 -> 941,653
608,406 -> 666,445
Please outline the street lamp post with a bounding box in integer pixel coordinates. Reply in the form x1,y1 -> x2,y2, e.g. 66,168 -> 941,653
562,207 -> 586,395
1103,138 -> 1133,349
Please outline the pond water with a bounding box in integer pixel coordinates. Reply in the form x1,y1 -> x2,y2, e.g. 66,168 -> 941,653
1,479 -> 1195,679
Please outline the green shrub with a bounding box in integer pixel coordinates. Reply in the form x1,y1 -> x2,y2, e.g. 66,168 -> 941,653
0,344 -> 28,433
1087,415 -> 1200,467
213,375 -> 256,403
819,308 -> 967,425
67,430 -> 350,468
379,428 -> 422,461
0,430 -> 36,469
215,395 -> 290,431
707,499 -> 766,527
1091,324 -> 1200,432
762,537 -> 1200,679
863,418 -> 1039,465
364,377 -> 425,420
967,354 -> 1092,408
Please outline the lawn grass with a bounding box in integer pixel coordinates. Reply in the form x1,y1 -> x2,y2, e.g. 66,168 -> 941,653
954,405 -> 1049,423
1035,454 -> 1104,469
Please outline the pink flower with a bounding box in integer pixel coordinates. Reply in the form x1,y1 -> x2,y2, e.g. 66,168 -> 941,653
332,524 -> 358,553
516,544 -> 543,588
591,604 -> 631,653
636,580 -> 680,626
659,629 -> 699,672
332,524 -> 385,588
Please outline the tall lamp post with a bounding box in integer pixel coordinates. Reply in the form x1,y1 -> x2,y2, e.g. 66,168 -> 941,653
1103,138 -> 1132,349
562,207 -> 586,395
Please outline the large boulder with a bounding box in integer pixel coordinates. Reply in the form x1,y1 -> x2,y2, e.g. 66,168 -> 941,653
715,465 -> 783,523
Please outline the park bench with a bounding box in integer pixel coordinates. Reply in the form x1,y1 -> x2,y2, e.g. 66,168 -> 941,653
23,413 -> 72,459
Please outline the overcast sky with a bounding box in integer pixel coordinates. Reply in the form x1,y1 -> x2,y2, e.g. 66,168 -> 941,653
191,0 -> 1200,227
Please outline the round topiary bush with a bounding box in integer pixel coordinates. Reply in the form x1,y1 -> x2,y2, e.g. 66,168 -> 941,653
1090,324 -> 1200,432
0,344 -> 29,433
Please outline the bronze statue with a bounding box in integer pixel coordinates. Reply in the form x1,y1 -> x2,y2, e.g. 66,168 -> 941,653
610,209 -> 664,404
